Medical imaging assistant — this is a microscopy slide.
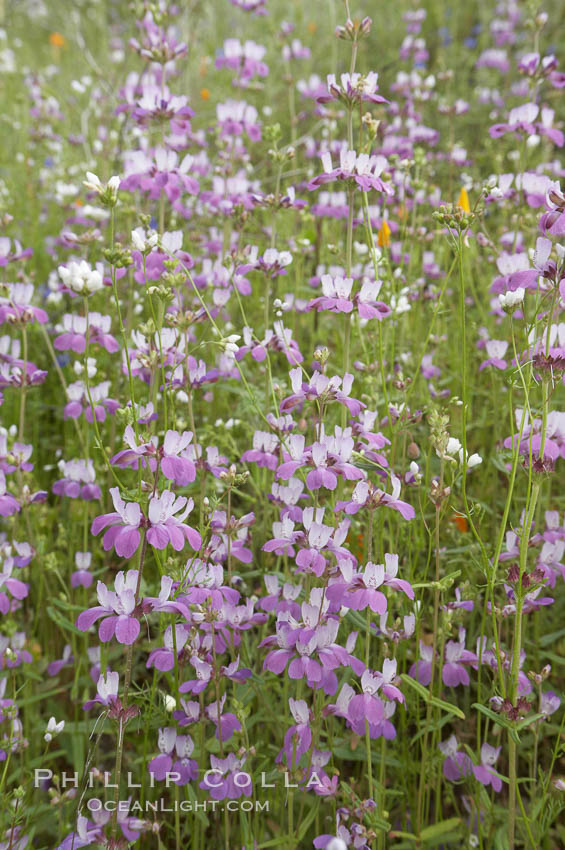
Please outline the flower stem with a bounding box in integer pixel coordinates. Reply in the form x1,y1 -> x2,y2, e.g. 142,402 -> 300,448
111,532 -> 148,835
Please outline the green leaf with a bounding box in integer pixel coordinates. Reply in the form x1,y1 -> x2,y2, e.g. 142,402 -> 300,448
420,817 -> 462,841
516,712 -> 545,731
297,798 -> 321,840
401,674 -> 465,719
429,694 -> 465,720
400,673 -> 429,700
47,605 -> 83,636
472,703 -> 520,744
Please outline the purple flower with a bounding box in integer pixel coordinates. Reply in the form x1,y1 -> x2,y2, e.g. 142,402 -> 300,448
149,728 -> 198,785
122,148 -> 200,205
409,641 -> 434,686
0,632 -> 32,669
242,430 -> 280,470
309,275 -> 355,314
0,238 -> 32,267
64,380 -> 119,423
277,698 -> 313,769
147,624 -> 191,672
475,48 -> 510,72
308,150 -> 393,194
52,459 -> 101,501
228,0 -> 266,12
281,367 -> 365,417
47,644 -> 74,677
236,322 -> 303,365
91,488 -> 143,558
56,815 -> 104,850
307,276 -> 391,321
110,426 -> 158,470
217,99 -> 262,141
328,561 -> 387,614
200,753 -> 253,801
503,408 -> 565,462
0,560 -> 28,613
479,340 -> 508,371
317,72 -> 387,106
179,656 -> 213,695
173,698 -> 202,728
442,628 -> 477,687
439,735 -> 473,781
295,507 -> 352,577
335,476 -> 415,520
0,283 -> 48,325
209,509 -> 254,564
205,696 -> 242,741
179,560 -> 239,607
76,570 -> 141,645
216,38 -> 268,86
91,487 -> 201,557
132,88 -> 194,127
111,427 -> 197,485
161,430 -> 197,485
490,103 -> 564,146
540,690 -> 561,717
83,671 -> 120,711
347,671 -> 386,736
0,473 -> 20,517
71,552 -> 93,587
0,438 -> 34,474
443,586 -> 474,613
54,313 -> 118,354
259,574 -> 302,618
473,743 -> 502,792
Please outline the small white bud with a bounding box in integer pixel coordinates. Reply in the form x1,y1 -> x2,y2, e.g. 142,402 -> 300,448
467,453 -> 483,469
83,171 -> 103,192
44,717 -> 65,742
498,288 -> 525,310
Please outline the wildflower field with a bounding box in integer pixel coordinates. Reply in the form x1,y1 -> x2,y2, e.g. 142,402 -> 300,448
0,0 -> 565,847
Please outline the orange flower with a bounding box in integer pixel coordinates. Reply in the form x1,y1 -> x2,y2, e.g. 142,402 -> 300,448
200,88 -> 210,101
377,219 -> 391,247
49,32 -> 66,48
457,187 -> 470,213
307,22 -> 317,34
347,530 -> 365,560
451,514 -> 468,533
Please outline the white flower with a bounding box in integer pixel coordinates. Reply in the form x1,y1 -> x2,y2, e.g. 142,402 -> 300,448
131,230 -> 145,252
445,437 -> 462,457
58,260 -> 103,296
498,288 -> 525,310
163,694 -> 177,712
83,171 -> 103,193
467,453 -> 483,469
327,839 -> 347,850
83,172 -> 120,205
73,357 -> 97,379
132,228 -> 158,253
44,716 -> 65,742
222,333 -> 241,355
